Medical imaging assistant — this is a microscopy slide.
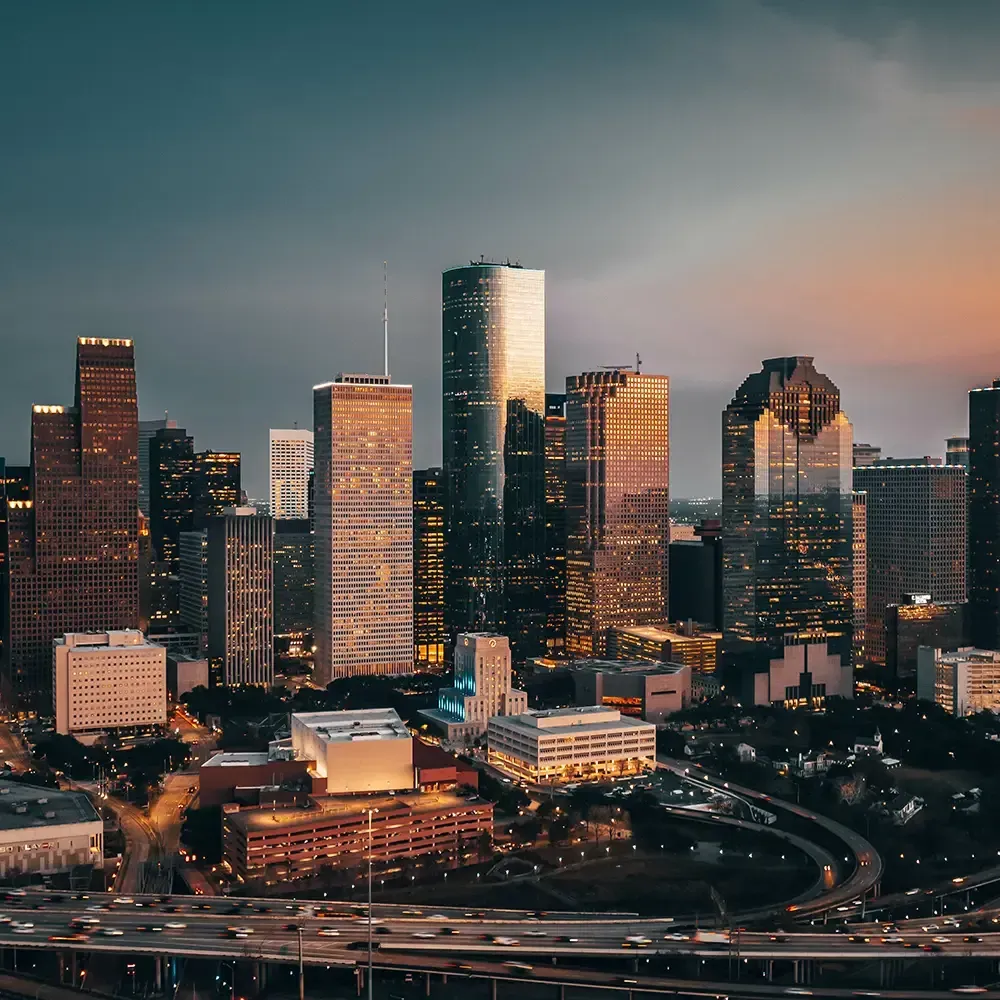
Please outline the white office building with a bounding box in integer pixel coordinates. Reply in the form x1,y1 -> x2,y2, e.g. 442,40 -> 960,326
487,706 -> 656,784
917,646 -> 1000,716
269,428 -> 314,520
53,630 -> 167,737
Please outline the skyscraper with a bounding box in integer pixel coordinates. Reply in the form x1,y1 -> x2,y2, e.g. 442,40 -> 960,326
273,518 -> 313,638
178,530 -> 209,652
207,507 -> 273,686
313,374 -> 412,685
269,429 -> 314,520
852,443 -> 882,468
193,451 -> 241,525
722,357 -> 853,683
564,370 -> 670,657
852,491 -> 867,668
2,338 -> 139,710
413,468 -> 445,672
148,426 -> 195,567
138,417 -> 176,517
947,436 -> 970,469
854,462 -> 966,666
969,380 -> 1000,649
544,393 -> 568,655
442,262 -> 546,660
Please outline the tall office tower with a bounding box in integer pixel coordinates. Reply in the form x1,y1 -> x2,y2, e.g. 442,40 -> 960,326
669,519 -> 723,629
178,530 -> 209,653
969,380 -> 1000,649
722,358 -> 853,686
854,462 -> 966,667
314,375 -> 412,685
193,451 -> 241,526
148,426 -> 195,567
207,507 -> 273,686
138,417 -> 176,516
564,370 -> 671,657
413,468 -> 446,672
273,518 -> 313,638
269,429 -> 314,519
2,339 -> 139,711
852,491 -> 867,668
853,443 -> 882,469
947,436 -> 970,469
544,393 -> 568,655
442,262 -> 546,660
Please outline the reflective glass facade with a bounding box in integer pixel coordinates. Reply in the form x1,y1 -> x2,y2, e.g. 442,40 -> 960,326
969,381 -> 1000,649
442,264 -> 545,660
565,371 -> 670,656
149,427 -> 195,568
544,394 -> 567,654
722,357 -> 853,679
413,468 -> 446,671
273,518 -> 313,637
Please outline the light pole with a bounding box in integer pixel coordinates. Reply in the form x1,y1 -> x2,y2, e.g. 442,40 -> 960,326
367,807 -> 379,1000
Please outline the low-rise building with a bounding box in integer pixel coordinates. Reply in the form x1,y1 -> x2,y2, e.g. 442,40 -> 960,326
917,646 -> 1000,716
569,659 -> 690,722
53,631 -> 167,738
752,640 -> 854,708
487,706 -> 656,784
607,622 -> 721,674
166,652 -> 209,701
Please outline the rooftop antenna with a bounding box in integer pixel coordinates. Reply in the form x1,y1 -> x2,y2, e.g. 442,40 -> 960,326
636,352 -> 642,373
383,260 -> 389,380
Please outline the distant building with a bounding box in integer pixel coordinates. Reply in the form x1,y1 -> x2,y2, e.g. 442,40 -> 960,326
269,429 -> 313,520
53,630 -> 166,738
488,706 -> 656,784
885,595 -> 968,679
178,531 -> 209,654
148,426 -> 195,568
669,520 -> 722,629
751,639 -> 854,708
969,380 -> 1000,650
946,437 -> 970,469
138,417 -> 176,517
273,519 -> 313,638
570,659 -> 691,722
606,622 -> 720,675
917,646 -> 1000,716
853,491 -> 867,668
193,451 -> 242,527
420,633 -> 527,744
413,469 -> 445,671
852,443 -> 882,468
166,652 -> 209,702
544,393 -> 568,655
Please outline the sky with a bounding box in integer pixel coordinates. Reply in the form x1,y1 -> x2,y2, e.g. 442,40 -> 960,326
2,0 -> 1000,499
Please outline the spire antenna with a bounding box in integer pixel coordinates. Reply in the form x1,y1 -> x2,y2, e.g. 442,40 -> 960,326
383,260 -> 389,380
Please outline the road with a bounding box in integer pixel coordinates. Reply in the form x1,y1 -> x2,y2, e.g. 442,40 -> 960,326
0,724 -> 32,773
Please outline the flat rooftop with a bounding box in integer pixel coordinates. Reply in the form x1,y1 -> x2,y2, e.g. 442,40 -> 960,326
202,752 -> 272,769
292,708 -> 410,744
0,781 -> 99,831
492,706 -> 657,737
570,659 -> 687,676
615,625 -> 720,642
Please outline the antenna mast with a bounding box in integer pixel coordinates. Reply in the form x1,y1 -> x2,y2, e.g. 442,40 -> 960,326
383,260 -> 389,380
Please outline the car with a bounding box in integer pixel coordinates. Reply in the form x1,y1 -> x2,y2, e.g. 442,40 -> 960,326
402,909 -> 423,916
882,936 -> 904,943
165,922 -> 187,930
524,930 -> 547,937
49,934 -> 86,943
556,936 -> 580,943
101,928 -> 124,937
139,926 -> 164,933
375,926 -> 392,935
284,923 -> 299,932
367,917 -> 384,925
933,937 -> 950,944
438,927 -> 458,936
5,889 -> 26,898
964,936 -> 982,943
848,936 -> 870,944
503,962 -> 533,973
769,934 -> 787,943
623,936 -> 651,948
113,897 -> 134,905
0,917 -> 10,926
785,991 -> 813,997
952,988 -> 988,994
188,786 -> 196,793
923,944 -> 943,953
86,905 -> 107,912
12,925 -> 34,935
413,932 -> 436,939
318,928 -> 340,937
493,937 -> 519,946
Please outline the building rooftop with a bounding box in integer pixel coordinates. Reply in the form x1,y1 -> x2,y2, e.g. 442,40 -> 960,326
613,624 -> 721,642
570,659 -> 688,676
932,647 -> 1000,665
492,706 -> 657,737
202,752 -> 272,769
292,708 -> 410,744
55,630 -> 162,651
0,781 -> 99,831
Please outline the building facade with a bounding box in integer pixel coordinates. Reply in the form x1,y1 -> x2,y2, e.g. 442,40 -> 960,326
969,380 -> 1000,650
565,370 -> 670,656
885,595 -> 968,679
854,463 -> 967,667
442,263 -> 546,660
917,646 -> 1000,716
722,357 -> 853,685
193,451 -> 241,526
413,468 -> 445,671
852,443 -> 882,468
3,339 -> 140,711
178,530 -> 209,652
269,429 -> 314,520
947,437 -> 970,469
853,491 -> 867,669
273,518 -> 313,637
544,393 -> 568,655
53,630 -> 167,737
148,426 -> 195,567
570,660 -> 691,722
606,622 -> 720,674
313,375 -> 412,684
207,508 -> 273,686
138,417 -> 175,517
751,639 -> 854,707
668,519 -> 722,629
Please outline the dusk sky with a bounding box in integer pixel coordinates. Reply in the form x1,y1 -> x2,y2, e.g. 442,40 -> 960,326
3,1 -> 1000,499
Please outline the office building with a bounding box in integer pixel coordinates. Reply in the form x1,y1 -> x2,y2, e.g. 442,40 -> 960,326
166,652 -> 209,701
917,646 -> 1000,716
854,463 -> 966,667
544,393 -> 568,654
947,437 -> 970,469
752,639 -> 854,707
0,463 -> 29,680
3,339 -> 139,711
442,262 -> 546,659
571,659 -> 691,722
178,530 -> 209,653
273,518 -> 312,638
0,780 -> 102,878
53,630 -> 167,738
193,451 -> 241,526
269,429 -> 313,520
606,622 -> 720,674
313,375 -> 412,685
413,468 -> 445,671
487,706 -> 656,784
853,443 -> 882,468
668,519 -> 722,629
138,417 -> 176,517
722,358 -> 853,686
207,507 -> 273,687
969,380 -> 1000,650
148,426 -> 195,568
886,595 -> 968,679
853,491 -> 867,668
420,632 -> 528,743
565,370 -> 671,656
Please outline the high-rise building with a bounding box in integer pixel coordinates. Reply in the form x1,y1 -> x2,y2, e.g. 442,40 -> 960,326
853,443 -> 882,468
722,357 -> 853,686
178,530 -> 209,653
148,427 -> 195,567
606,622 -> 720,675
668,519 -> 723,629
969,380 -> 1000,650
413,468 -> 445,671
0,462 -> 29,685
947,436 -> 970,469
313,375 -> 412,685
193,451 -> 241,526
853,491 -> 867,668
854,463 -> 967,667
2,339 -> 139,711
917,646 -> 1000,716
138,417 -> 176,517
564,370 -> 670,657
442,262 -> 546,659
207,507 -> 273,686
886,594 -> 967,679
544,393 -> 568,655
269,429 -> 314,520
273,518 -> 313,637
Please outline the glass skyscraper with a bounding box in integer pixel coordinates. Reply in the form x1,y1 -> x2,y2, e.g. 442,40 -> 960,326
413,468 -> 446,672
722,357 -> 853,680
442,262 -> 546,660
969,380 -> 1000,650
